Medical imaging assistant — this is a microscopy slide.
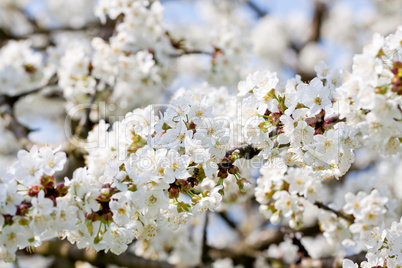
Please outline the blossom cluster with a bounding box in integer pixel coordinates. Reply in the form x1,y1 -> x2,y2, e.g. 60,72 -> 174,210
343,218 -> 402,268
0,146 -> 67,261
55,0 -> 177,118
335,27 -> 402,155
0,41 -> 51,96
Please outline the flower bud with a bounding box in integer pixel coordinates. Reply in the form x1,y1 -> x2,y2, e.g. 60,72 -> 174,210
102,210 -> 113,223
305,117 -> 317,128
176,201 -> 191,213
392,61 -> 402,74
187,177 -> 199,187
314,128 -> 324,135
270,112 -> 281,126
168,185 -> 180,199
28,185 -> 42,197
85,212 -> 100,222
237,178 -> 252,192
55,183 -> 69,197
94,235 -> 103,244
4,215 -> 13,225
218,188 -> 225,196
16,203 -> 31,216
128,183 -> 138,192
228,165 -> 239,175
98,187 -> 114,202
40,175 -> 55,189
181,182 -> 191,193
191,194 -> 202,203
188,122 -> 196,130
322,119 -> 335,130
217,169 -> 228,179
229,150 -> 240,162
102,183 -> 111,189
315,110 -> 325,122
86,220 -> 94,236
258,121 -> 271,133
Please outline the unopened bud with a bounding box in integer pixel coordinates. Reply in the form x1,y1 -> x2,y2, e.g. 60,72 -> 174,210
16,203 -> 31,216
40,175 -> 55,189
28,185 -> 42,197
314,128 -> 324,135
322,119 -> 335,130
229,150 -> 240,162
102,183 -> 111,189
55,183 -> 69,197
128,183 -> 137,192
102,210 -> 113,222
85,212 -> 99,222
187,177 -> 199,187
305,117 -> 317,128
191,194 -> 202,203
237,178 -> 252,192
270,112 -> 281,126
168,185 -> 180,199
228,165 -> 239,175
188,122 -> 196,130
181,183 -> 191,193
98,187 -> 114,202
217,169 -> 228,179
315,110 -> 325,122
176,201 -> 191,213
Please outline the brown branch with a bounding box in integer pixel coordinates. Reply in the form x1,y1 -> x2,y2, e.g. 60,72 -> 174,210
225,144 -> 261,159
0,75 -> 58,149
218,212 -> 243,237
308,2 -> 327,43
0,75 -> 58,107
201,212 -> 210,265
256,225 -> 321,251
314,201 -> 354,223
1,107 -> 32,149
246,0 -> 267,18
18,239 -> 174,268
74,81 -> 99,138
290,253 -> 366,268
169,49 -> 213,58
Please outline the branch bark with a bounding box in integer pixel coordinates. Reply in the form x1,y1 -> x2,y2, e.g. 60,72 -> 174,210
19,239 -> 174,268
246,0 -> 267,18
314,201 -> 354,223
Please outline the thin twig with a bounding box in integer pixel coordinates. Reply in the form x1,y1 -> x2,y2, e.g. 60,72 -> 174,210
201,212 -> 210,264
246,0 -> 267,18
218,212 -> 243,237
314,201 -> 354,223
74,85 -> 98,138
18,239 -> 174,268
0,75 -> 58,107
169,49 -> 213,58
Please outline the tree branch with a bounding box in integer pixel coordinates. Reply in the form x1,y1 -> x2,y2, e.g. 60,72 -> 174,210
201,212 -> 210,265
246,0 -> 267,18
308,2 -> 327,43
169,49 -> 213,58
314,201 -> 354,223
74,84 -> 98,138
218,212 -> 243,237
18,239 -> 174,268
